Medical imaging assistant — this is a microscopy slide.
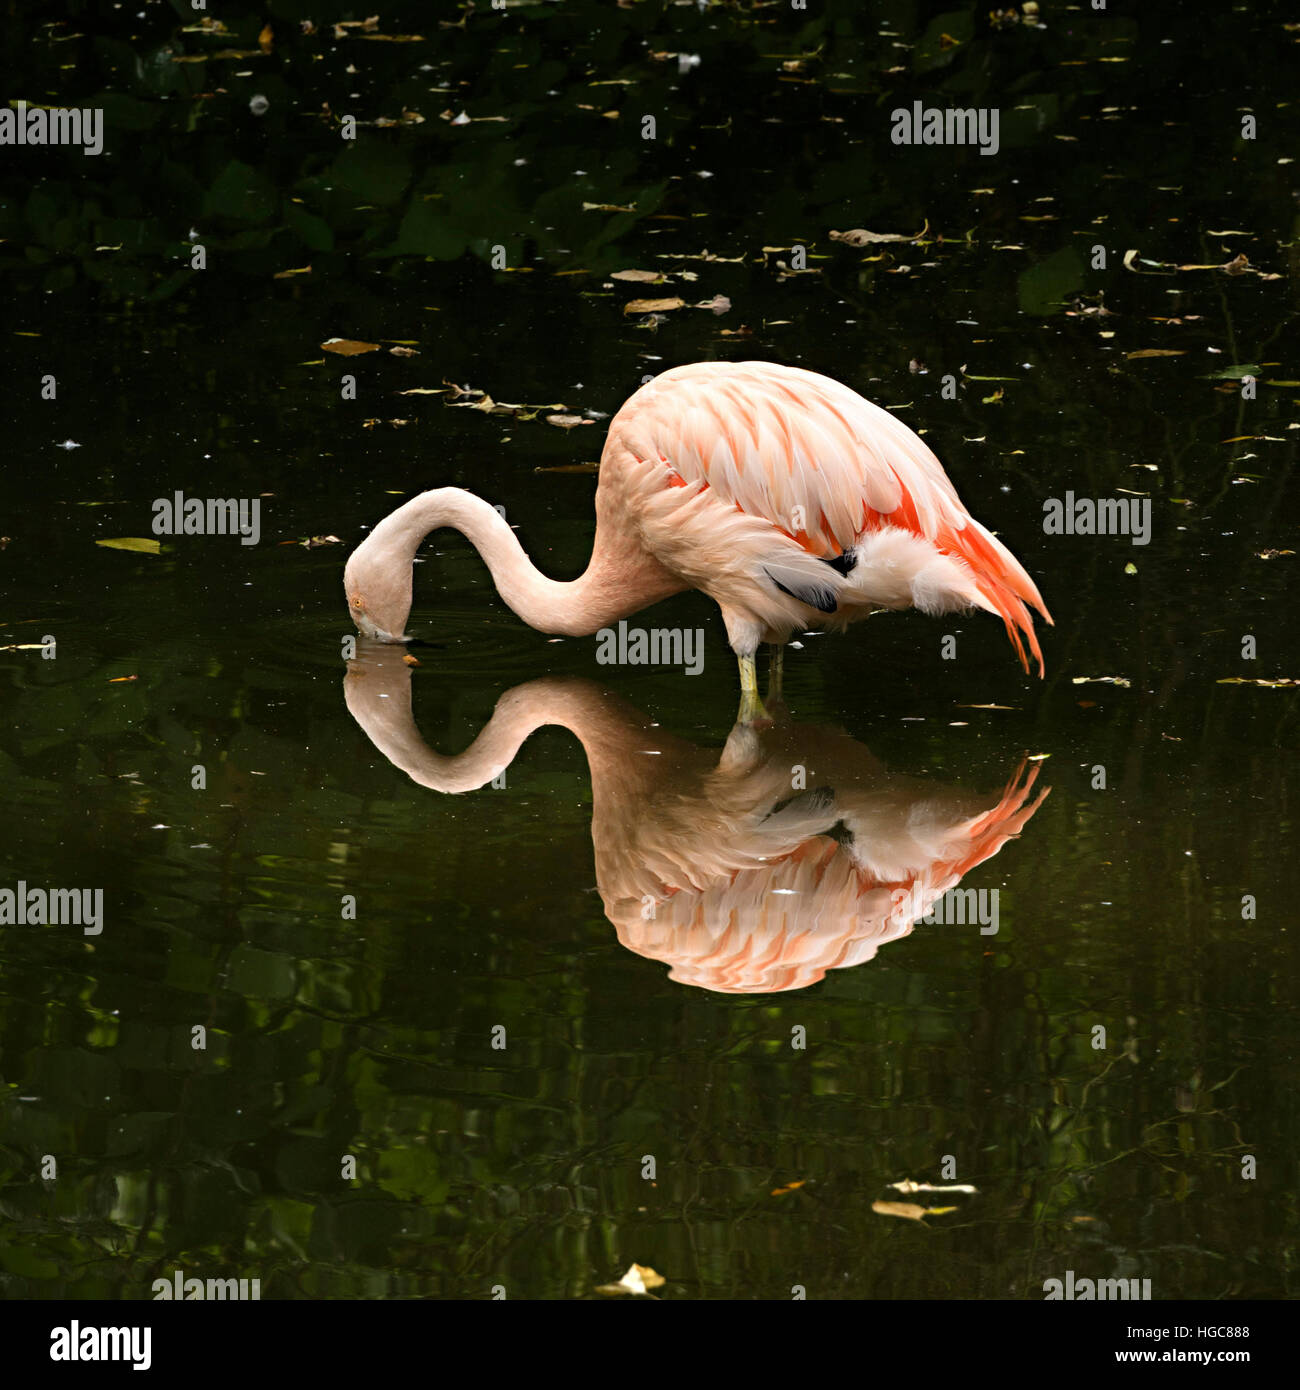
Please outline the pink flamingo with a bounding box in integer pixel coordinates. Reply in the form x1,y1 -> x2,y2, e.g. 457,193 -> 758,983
344,647 -> 1050,994
345,361 -> 1052,718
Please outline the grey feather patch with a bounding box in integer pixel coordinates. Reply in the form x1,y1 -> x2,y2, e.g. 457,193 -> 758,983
763,786 -> 836,824
764,565 -> 838,613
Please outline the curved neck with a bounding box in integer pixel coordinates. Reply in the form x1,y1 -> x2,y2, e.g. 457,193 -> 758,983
344,659 -> 688,794
345,487 -> 684,640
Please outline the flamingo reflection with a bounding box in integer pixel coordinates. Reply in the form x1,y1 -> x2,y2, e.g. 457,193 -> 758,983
345,644 -> 1048,994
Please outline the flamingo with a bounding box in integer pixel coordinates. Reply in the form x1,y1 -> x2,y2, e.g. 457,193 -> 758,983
344,361 -> 1052,719
344,647 -> 1050,994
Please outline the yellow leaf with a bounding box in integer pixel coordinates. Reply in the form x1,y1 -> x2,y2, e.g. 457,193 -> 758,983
96,537 -> 161,554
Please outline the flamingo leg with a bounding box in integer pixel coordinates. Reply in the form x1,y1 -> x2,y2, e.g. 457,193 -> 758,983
737,653 -> 769,725
765,643 -> 785,707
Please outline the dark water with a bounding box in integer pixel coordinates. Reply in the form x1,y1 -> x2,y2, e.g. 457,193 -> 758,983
1,0 -> 1297,1301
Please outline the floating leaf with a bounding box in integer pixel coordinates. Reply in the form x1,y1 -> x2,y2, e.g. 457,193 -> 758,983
830,220 -> 928,246
611,269 -> 665,282
886,1180 -> 977,1194
1125,349 -> 1185,359
771,1180 -> 807,1197
1201,364 -> 1261,380
545,414 -> 592,429
873,1198 -> 959,1220
96,537 -> 161,554
1216,677 -> 1299,688
594,1264 -> 666,1296
872,1200 -> 930,1221
1071,676 -> 1132,687
321,338 -> 381,356
623,297 -> 685,315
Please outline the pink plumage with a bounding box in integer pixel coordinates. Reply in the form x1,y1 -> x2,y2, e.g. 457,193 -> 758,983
607,361 -> 1052,675
345,360 -> 1052,702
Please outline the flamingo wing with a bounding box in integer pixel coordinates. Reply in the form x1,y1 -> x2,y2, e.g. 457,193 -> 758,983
620,361 -> 1052,674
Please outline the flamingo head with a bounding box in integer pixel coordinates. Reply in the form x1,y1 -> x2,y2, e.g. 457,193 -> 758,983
344,541 -> 413,643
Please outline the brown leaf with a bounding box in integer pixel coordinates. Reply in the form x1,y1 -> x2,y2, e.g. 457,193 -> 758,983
830,220 -> 928,246
623,296 -> 685,315
1216,677 -> 1299,687
1125,349 -> 1185,359
321,338 -> 381,356
389,345 -> 419,357
258,23 -> 273,53
611,269 -> 664,283
545,414 -> 592,429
